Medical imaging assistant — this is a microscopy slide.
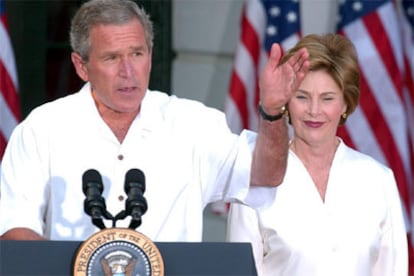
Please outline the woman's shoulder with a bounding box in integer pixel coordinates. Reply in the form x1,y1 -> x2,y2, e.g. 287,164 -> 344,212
337,140 -> 392,174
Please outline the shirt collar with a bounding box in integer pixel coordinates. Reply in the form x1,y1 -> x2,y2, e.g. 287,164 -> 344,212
79,83 -> 165,138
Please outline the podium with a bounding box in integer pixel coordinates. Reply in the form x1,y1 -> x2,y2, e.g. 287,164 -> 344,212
0,240 -> 257,275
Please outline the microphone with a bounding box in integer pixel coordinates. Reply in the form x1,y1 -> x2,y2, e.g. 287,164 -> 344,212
82,169 -> 110,229
124,168 -> 148,229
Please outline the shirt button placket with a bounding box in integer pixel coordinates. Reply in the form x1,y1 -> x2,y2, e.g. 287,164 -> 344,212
115,152 -> 126,210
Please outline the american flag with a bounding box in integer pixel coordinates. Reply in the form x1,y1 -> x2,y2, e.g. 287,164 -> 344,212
0,0 -> 20,169
335,0 -> 414,272
224,0 -> 301,134
400,1 -> 414,219
399,0 -> 414,214
210,0 -> 301,217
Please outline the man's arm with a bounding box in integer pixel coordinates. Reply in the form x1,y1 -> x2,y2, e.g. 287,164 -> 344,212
0,228 -> 45,240
251,43 -> 309,186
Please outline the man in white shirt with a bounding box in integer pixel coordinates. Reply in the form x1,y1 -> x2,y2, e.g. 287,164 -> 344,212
0,0 -> 309,241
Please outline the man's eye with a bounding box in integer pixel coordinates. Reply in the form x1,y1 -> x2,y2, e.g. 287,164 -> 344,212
104,55 -> 117,61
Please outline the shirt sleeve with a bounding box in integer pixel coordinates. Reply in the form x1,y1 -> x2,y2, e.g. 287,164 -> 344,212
0,116 -> 48,237
206,127 -> 276,208
226,202 -> 264,275
373,169 -> 408,276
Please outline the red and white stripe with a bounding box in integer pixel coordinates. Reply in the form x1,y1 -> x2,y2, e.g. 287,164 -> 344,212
397,1 -> 414,272
0,3 -> 20,166
398,0 -> 414,218
337,1 -> 412,230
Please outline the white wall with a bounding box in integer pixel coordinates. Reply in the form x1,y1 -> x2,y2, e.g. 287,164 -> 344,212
171,0 -> 338,241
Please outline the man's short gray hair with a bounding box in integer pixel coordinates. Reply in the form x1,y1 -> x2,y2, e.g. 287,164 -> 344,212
70,0 -> 154,61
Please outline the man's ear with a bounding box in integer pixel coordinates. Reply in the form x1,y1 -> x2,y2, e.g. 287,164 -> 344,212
148,47 -> 152,74
71,52 -> 88,82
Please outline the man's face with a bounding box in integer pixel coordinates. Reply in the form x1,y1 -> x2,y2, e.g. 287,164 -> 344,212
72,18 -> 152,115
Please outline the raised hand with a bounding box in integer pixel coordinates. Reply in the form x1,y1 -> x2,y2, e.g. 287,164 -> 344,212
259,43 -> 309,115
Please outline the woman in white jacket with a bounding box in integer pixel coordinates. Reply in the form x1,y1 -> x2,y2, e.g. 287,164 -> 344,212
226,33 -> 408,276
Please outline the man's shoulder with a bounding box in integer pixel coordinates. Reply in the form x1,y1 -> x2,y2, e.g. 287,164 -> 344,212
24,86 -> 90,123
146,89 -> 222,115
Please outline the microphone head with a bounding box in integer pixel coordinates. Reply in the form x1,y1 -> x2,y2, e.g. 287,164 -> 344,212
82,169 -> 103,194
124,168 -> 145,193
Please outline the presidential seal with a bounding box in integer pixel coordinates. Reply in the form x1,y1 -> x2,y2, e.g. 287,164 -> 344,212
73,228 -> 164,276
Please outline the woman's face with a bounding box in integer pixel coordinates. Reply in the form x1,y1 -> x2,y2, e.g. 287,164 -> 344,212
288,70 -> 347,147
